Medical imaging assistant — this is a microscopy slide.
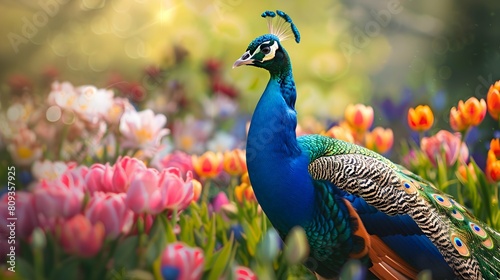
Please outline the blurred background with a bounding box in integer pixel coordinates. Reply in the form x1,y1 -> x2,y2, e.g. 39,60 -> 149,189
0,0 -> 499,155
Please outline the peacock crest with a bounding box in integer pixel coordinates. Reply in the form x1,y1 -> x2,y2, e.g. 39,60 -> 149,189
261,10 -> 301,43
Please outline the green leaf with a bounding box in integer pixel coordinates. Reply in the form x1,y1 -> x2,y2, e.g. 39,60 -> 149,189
113,236 -> 140,270
17,257 -> 35,280
145,214 -> 169,266
206,235 -> 234,280
179,215 -> 195,246
202,216 -> 217,264
49,257 -> 79,280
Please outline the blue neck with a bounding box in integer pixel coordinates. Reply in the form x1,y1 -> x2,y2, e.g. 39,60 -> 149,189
246,68 -> 315,234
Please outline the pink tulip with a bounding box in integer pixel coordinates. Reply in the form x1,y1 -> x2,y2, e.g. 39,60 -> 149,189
33,176 -> 85,222
154,151 -> 194,176
59,214 -> 105,257
158,168 -> 194,211
85,163 -> 115,193
160,242 -> 204,280
116,156 -> 147,174
420,130 -> 469,167
85,192 -> 134,238
113,156 -> 147,190
125,168 -> 193,214
0,192 -> 37,239
126,168 -> 162,214
234,266 -> 258,280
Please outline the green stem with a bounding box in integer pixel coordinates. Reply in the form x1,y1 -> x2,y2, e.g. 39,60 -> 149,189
57,124 -> 70,160
33,247 -> 44,280
202,179 -> 212,204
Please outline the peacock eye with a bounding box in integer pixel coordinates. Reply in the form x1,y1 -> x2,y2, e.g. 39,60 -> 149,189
242,53 -> 250,60
261,46 -> 271,54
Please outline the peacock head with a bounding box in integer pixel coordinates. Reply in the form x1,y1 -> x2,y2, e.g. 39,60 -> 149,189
233,10 -> 300,75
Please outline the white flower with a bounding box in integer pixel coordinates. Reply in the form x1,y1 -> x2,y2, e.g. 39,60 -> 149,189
32,160 -> 69,181
73,85 -> 114,124
48,81 -> 78,109
119,109 -> 169,151
47,81 -> 114,125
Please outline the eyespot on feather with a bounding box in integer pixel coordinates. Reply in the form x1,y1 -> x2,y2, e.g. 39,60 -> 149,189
450,233 -> 470,257
431,194 -> 452,208
481,237 -> 494,249
468,222 -> 488,239
450,208 -> 464,221
400,180 -> 418,194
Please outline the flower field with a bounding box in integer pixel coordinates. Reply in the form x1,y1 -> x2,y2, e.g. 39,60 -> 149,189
0,1 -> 499,279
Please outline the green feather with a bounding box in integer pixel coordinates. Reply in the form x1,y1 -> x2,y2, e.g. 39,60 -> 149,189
303,134 -> 500,279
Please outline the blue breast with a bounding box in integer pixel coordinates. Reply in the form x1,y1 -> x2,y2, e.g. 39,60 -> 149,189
246,78 -> 315,234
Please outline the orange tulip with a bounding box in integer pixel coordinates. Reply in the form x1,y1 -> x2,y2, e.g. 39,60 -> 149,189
235,172 -> 256,203
490,139 -> 500,158
487,81 -> 500,120
223,149 -> 247,176
234,183 -> 256,203
486,150 -> 500,182
407,105 -> 434,132
192,151 -> 223,178
322,125 -> 355,143
457,163 -> 477,183
192,179 -> 202,202
344,104 -> 374,131
449,106 -> 468,132
365,127 -> 394,154
450,97 -> 487,131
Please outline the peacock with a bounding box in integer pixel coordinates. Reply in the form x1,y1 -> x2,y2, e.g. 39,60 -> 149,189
233,10 -> 500,280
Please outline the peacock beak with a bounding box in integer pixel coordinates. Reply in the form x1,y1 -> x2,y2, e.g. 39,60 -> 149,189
233,51 -> 254,68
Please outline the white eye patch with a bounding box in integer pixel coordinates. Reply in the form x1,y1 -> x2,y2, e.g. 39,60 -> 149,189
260,41 -> 279,61
249,41 -> 279,62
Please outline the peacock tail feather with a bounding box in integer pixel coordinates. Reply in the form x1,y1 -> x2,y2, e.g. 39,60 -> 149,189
306,134 -> 500,279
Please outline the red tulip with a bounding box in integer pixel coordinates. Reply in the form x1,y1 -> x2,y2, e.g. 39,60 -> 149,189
59,214 -> 104,257
85,192 -> 134,238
